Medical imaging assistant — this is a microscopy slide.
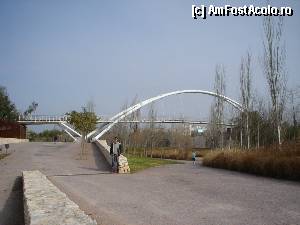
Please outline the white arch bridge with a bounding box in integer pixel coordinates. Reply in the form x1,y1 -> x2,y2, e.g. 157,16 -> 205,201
18,90 -> 244,142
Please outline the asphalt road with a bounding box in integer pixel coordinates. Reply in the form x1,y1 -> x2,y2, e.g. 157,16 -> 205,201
0,142 -> 300,225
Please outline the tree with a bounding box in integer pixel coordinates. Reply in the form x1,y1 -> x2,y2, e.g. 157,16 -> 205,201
129,95 -> 141,133
67,108 -> 97,159
286,88 -> 299,141
128,95 -> 141,153
240,52 -> 252,149
27,129 -> 70,142
252,96 -> 265,148
24,101 -> 38,117
207,104 -> 219,148
263,15 -> 287,146
148,103 -> 157,157
0,86 -> 19,121
86,99 -> 95,113
212,64 -> 226,149
111,102 -> 130,153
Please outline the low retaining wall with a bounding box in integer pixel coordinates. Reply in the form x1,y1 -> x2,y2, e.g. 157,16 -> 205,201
0,138 -> 28,145
94,140 -> 112,166
93,140 -> 130,173
23,170 -> 97,225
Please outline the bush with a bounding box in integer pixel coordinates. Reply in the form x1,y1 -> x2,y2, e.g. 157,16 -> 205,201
203,148 -> 300,181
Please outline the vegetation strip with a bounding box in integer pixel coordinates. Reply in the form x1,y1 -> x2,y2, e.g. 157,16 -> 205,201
203,149 -> 300,181
0,153 -> 9,160
126,155 -> 180,173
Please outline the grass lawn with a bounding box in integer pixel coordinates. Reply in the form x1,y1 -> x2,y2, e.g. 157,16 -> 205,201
126,155 -> 180,173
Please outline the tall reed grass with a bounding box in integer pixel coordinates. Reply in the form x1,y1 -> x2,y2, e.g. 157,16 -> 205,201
203,145 -> 300,181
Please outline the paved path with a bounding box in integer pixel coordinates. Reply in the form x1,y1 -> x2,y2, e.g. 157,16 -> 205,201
1,143 -> 300,225
0,142 -> 110,225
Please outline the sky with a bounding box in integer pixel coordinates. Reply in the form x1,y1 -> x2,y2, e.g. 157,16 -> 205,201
1,0 -> 299,124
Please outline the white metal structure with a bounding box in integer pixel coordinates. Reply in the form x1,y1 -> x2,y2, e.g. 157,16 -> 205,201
59,122 -> 82,138
18,115 -> 82,142
18,115 -> 68,124
89,90 -> 244,141
17,90 -> 243,142
18,116 -> 233,141
63,129 -> 78,142
97,120 -> 235,126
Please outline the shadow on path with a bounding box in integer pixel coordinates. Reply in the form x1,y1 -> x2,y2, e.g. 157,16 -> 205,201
0,176 -> 24,225
49,172 -> 111,177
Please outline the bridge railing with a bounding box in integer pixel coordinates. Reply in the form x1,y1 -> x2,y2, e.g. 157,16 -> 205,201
18,115 -> 69,122
18,115 -> 235,127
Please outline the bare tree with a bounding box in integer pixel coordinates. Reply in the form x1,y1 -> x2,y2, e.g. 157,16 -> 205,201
112,101 -> 130,153
214,64 -> 226,149
126,95 -> 141,155
287,88 -> 299,142
240,52 -> 252,149
86,99 -> 95,113
129,95 -> 141,133
148,103 -> 157,157
256,97 -> 264,148
207,104 -> 219,148
263,15 -> 287,146
252,94 -> 268,149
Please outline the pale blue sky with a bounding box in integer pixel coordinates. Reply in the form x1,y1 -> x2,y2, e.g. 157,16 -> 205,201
1,0 -> 299,121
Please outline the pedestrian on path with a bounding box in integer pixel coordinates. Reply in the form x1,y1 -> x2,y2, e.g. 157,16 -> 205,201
192,151 -> 196,165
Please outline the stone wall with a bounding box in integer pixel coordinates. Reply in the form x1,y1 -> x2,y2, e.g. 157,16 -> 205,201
94,140 -> 130,173
23,170 -> 97,225
118,154 -> 130,174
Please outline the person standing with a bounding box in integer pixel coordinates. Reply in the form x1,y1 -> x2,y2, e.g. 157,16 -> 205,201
192,151 -> 196,165
110,137 -> 122,172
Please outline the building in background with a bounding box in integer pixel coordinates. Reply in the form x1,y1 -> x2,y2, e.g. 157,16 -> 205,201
0,120 -> 26,139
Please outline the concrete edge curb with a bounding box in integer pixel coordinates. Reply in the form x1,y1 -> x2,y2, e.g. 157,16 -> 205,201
22,170 -> 97,225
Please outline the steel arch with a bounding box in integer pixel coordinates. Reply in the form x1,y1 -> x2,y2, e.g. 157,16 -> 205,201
90,90 -> 244,141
